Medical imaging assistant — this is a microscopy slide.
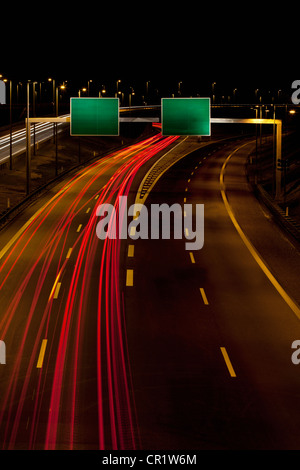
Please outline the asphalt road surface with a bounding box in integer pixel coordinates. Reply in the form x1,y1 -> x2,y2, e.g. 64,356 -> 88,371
0,130 -> 300,450
0,118 -> 69,164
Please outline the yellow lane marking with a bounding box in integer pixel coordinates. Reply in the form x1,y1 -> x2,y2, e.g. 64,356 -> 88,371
189,252 -> 195,264
54,282 -> 62,299
134,138 -> 189,207
0,171 -> 96,261
199,288 -> 209,305
0,204 -> 50,261
220,141 -> 300,321
77,224 -> 83,233
86,207 -> 91,214
126,269 -> 134,286
48,270 -> 62,302
66,248 -> 72,259
128,245 -> 135,258
221,347 -> 237,378
37,340 -> 48,369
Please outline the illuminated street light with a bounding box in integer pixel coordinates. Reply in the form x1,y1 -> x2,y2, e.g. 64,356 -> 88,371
178,81 -> 182,96
88,80 -> 93,96
146,81 -> 150,96
78,88 -> 87,97
3,77 -> 13,169
212,82 -> 216,104
116,80 -> 121,97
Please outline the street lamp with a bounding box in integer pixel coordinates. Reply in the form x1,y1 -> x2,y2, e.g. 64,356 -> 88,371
26,81 -> 31,195
178,81 -> 182,96
3,78 -> 13,170
99,86 -> 106,97
146,81 -> 150,96
48,78 -> 56,111
212,82 -> 216,104
233,88 -> 238,103
78,88 -> 87,97
129,87 -> 135,107
88,79 -> 93,96
48,78 -> 56,143
54,83 -> 67,176
116,80 -> 121,97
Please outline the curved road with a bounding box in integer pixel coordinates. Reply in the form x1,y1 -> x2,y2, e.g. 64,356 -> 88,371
0,131 -> 300,450
124,137 -> 300,450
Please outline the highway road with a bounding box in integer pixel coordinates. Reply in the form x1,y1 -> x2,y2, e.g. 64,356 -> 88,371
125,137 -> 300,450
0,128 -> 300,450
0,107 -> 159,165
0,117 -> 70,164
0,131 -> 179,450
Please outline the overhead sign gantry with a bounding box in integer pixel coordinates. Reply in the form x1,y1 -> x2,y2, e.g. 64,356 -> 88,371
161,98 -> 211,137
25,97 -> 284,199
70,98 -> 119,136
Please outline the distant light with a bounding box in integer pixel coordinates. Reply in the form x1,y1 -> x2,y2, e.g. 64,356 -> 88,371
289,109 -> 296,115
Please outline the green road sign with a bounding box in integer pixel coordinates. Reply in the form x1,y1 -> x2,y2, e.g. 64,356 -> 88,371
161,98 -> 211,136
70,98 -> 119,136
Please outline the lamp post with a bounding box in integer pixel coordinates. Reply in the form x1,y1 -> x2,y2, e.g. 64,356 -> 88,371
78,88 -> 87,97
233,88 -> 238,103
54,84 -> 66,176
178,81 -> 182,96
129,87 -> 135,107
48,78 -> 56,143
212,82 -> 216,104
116,80 -> 121,97
146,81 -> 150,96
88,80 -> 93,96
26,81 -> 31,195
33,82 -> 37,156
3,78 -> 12,170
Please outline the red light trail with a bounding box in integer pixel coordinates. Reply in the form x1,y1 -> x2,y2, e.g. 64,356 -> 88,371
0,130 -> 179,450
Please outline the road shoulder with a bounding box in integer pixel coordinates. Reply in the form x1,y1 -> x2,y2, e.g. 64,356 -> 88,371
223,142 -> 300,308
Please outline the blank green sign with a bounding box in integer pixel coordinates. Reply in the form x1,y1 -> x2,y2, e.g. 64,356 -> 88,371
70,98 -> 119,136
162,98 -> 211,136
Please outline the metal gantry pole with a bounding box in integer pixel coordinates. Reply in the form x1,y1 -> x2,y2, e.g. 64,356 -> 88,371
210,117 -> 283,199
275,120 -> 282,200
9,80 -> 13,170
26,82 -> 31,195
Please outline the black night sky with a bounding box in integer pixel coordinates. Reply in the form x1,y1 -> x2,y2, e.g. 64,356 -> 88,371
1,1 -> 297,103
